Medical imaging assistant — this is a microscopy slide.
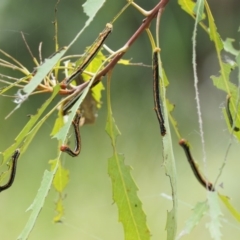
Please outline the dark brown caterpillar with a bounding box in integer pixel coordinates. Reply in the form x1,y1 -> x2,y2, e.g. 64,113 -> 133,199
60,111 -> 81,157
152,48 -> 166,136
179,139 -> 215,192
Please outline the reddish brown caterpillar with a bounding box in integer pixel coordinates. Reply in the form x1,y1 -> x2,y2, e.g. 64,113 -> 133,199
0,149 -> 20,193
179,139 -> 215,192
226,95 -> 240,132
61,23 -> 113,87
60,111 -> 82,157
152,48 -> 166,136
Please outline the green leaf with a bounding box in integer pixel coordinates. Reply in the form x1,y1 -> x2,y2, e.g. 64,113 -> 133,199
222,102 -> 240,140
54,45 -> 111,143
178,0 -> 206,20
105,113 -> 121,143
1,85 -> 60,164
50,159 -> 69,193
17,168 -> 57,240
106,77 -> 150,240
23,48 -> 67,95
83,0 -> 106,21
211,62 -> 240,139
177,202 -> 208,239
82,50 -> 105,108
22,0 -> 107,95
50,111 -> 64,136
165,209 -> 177,240
49,159 -> 69,222
117,58 -> 131,65
178,0 -> 196,16
54,197 -> 65,223
205,1 -> 223,52
160,71 -> 178,240
206,192 -> 223,240
211,62 -> 237,96
194,0 -> 204,23
163,135 -> 178,240
108,154 -> 150,239
223,38 -> 240,57
218,193 -> 240,222
166,99 -> 179,133
53,85 -> 89,143
0,75 -> 29,95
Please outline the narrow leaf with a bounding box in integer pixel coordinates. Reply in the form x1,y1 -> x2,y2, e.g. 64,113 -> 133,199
178,0 -> 196,16
54,197 -> 65,223
83,0 -> 106,20
177,202 -> 208,239
108,154 -> 150,239
223,38 -> 240,57
106,76 -> 150,240
2,85 -> 60,163
50,159 -> 69,193
81,50 -> 105,108
194,0 -> 204,23
49,158 -> 69,222
211,62 -> 237,96
23,48 -> 67,95
160,69 -> 178,240
54,46 -> 111,143
17,167 -> 57,240
204,1 -> 223,51
206,192 -> 223,240
178,0 -> 206,20
51,111 -> 64,136
218,193 -> 240,222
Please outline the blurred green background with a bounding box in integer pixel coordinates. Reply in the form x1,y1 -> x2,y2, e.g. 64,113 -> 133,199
0,0 -> 240,239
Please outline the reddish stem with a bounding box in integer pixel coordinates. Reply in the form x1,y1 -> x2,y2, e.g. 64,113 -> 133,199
60,0 -> 169,94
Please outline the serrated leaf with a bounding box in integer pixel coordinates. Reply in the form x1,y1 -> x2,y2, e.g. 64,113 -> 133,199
54,44 -> 112,142
194,0 -> 204,23
223,38 -> 240,57
222,104 -> 240,139
211,62 -> 237,95
211,62 -> 240,139
108,154 -> 150,240
106,76 -> 150,239
218,193 -> 240,222
49,158 -> 69,222
17,168 -> 56,240
165,209 -> 177,240
204,1 -> 223,52
54,197 -> 65,223
166,99 -> 175,112
49,159 -> 69,193
82,0 -> 106,25
82,50 -> 105,108
21,0 -> 106,96
177,202 -> 208,239
54,81 -> 92,143
105,115 -> 121,143
163,136 -> 178,240
23,48 -> 67,95
1,85 -> 60,164
160,69 -> 177,240
162,69 -> 169,87
51,111 -> 64,136
178,0 -> 195,16
178,0 -> 206,19
206,192 -> 223,240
